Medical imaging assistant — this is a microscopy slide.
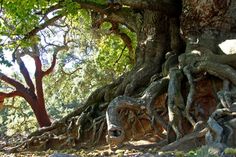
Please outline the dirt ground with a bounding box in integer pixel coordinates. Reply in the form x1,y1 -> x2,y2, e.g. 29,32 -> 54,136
1,137 -> 236,157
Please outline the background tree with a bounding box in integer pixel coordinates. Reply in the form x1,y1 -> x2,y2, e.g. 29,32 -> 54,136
0,0 -> 236,153
0,43 -> 69,127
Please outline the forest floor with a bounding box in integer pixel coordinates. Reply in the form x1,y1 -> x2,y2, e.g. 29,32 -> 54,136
1,136 -> 236,157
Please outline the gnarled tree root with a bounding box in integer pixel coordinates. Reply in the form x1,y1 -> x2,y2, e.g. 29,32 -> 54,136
106,78 -> 169,146
161,128 -> 208,151
106,96 -> 145,146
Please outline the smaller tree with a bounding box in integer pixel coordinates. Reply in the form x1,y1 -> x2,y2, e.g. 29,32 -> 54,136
0,44 -> 68,127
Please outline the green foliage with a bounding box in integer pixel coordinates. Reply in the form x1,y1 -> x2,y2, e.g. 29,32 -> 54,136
0,97 -> 37,136
85,0 -> 107,5
0,48 -> 12,67
187,146 -> 219,157
95,22 -> 137,73
97,34 -> 132,74
1,0 -> 45,35
43,54 -> 117,120
224,148 -> 236,155
95,25 -> 137,74
62,0 -> 80,15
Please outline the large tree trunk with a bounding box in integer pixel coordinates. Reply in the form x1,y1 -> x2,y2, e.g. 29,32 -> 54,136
115,10 -> 170,96
4,0 -> 236,153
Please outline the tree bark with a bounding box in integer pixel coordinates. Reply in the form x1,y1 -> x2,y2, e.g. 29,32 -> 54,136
0,45 -> 67,128
31,102 -> 52,127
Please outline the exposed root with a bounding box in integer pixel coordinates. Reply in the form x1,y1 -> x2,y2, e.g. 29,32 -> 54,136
106,77 -> 169,146
115,63 -> 160,96
161,128 -> 208,151
106,96 -> 146,146
92,116 -> 106,145
183,66 -> 196,127
167,67 -> 184,139
106,42 -> 236,151
142,77 -> 169,133
206,83 -> 236,146
192,61 -> 236,85
179,43 -> 236,148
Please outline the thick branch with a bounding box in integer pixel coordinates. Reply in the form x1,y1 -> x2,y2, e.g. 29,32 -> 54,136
43,54 -> 56,76
119,0 -> 182,16
106,9 -> 139,32
24,0 -> 181,41
34,56 -> 43,77
91,7 -> 138,32
32,46 -> 44,103
43,45 -> 68,76
79,1 -> 107,14
0,72 -> 26,91
0,91 -> 21,99
0,71 -> 40,112
0,73 -> 36,107
34,56 -> 44,101
16,57 -> 35,92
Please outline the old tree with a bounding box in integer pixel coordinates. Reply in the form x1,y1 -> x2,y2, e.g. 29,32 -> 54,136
1,0 -> 236,153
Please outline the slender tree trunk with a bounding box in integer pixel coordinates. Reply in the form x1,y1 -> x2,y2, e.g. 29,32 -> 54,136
32,102 -> 51,127
24,94 -> 51,127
